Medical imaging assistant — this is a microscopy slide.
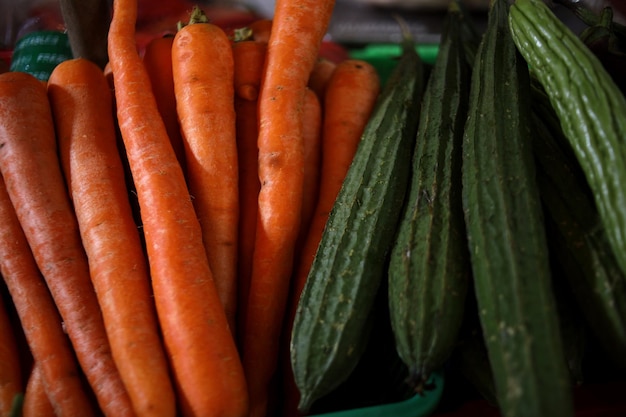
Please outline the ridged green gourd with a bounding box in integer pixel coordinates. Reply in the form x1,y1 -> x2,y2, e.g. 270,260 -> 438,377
530,83 -> 626,370
387,0 -> 471,391
461,0 -> 573,416
509,0 -> 626,280
290,35 -> 425,413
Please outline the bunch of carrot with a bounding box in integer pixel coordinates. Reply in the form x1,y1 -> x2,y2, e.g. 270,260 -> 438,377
0,0 -> 381,416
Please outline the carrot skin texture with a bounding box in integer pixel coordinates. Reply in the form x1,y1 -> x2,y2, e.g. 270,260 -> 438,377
232,40 -> 267,101
108,1 -> 249,416
248,19 -> 272,43
0,71 -> 134,417
172,21 -> 240,334
48,57 -> 177,417
241,1 -> 336,416
307,58 -> 337,101
0,292 -> 22,417
297,87 -> 323,254
0,175 -> 96,417
22,364 -> 56,417
143,35 -> 186,169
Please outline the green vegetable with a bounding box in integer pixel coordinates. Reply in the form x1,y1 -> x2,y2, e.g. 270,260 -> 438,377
509,0 -> 626,280
387,0 -> 471,392
455,325 -> 498,406
530,85 -> 626,370
461,1 -> 573,416
290,32 -> 425,413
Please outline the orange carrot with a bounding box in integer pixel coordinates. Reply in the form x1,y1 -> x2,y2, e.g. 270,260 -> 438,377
0,71 -> 133,417
0,174 -> 96,417
22,364 -> 56,417
107,0 -> 248,416
308,57 -> 337,102
102,60 -> 143,229
232,36 -> 266,344
283,59 -> 380,414
248,18 -> 272,43
297,87 -> 323,253
48,57 -> 177,417
241,1 -> 336,416
171,8 -> 240,334
0,291 -> 22,417
143,35 -> 186,169
103,61 -> 114,89
232,39 -> 267,101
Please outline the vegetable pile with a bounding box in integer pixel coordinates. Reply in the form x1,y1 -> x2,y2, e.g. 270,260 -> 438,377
292,0 -> 626,416
0,0 -> 625,417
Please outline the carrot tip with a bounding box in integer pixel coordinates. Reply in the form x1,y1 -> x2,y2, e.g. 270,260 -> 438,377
237,84 -> 259,101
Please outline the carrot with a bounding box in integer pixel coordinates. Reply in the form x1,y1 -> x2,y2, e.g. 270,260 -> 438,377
282,59 -> 380,414
107,1 -> 248,416
48,57 -> 177,417
102,60 -> 143,229
307,57 -> 337,101
22,364 -> 56,417
0,291 -> 22,417
0,71 -> 133,417
297,87 -> 323,254
103,61 -> 114,88
232,37 -> 266,345
248,18 -> 272,43
143,35 -> 186,168
241,1 -> 336,416
0,173 -> 96,417
232,39 -> 267,101
171,8 -> 240,334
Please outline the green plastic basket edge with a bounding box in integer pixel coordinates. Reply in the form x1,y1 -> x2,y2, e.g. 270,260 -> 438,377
308,371 -> 444,417
349,43 -> 439,86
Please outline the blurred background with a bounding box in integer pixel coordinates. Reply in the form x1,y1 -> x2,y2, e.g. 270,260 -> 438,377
1,0 -> 625,74
2,0 -> 625,50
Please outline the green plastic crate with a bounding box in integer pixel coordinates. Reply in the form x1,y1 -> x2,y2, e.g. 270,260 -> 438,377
349,43 -> 439,86
310,372 -> 444,417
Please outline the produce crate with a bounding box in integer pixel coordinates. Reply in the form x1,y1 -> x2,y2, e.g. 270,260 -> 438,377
310,372 -> 444,417
349,43 -> 440,85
